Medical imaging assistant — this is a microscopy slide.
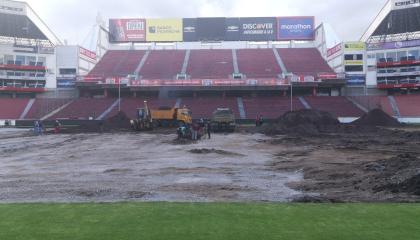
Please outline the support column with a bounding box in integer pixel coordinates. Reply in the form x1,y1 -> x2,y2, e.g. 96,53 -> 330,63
312,87 -> 317,96
104,89 -> 109,98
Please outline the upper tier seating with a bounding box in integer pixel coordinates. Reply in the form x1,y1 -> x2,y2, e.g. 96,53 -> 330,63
237,49 -> 282,78
187,50 -> 234,79
277,48 -> 334,76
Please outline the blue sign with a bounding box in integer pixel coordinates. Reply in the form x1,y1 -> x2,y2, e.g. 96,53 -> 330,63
346,75 -> 366,86
277,17 -> 315,40
57,79 -> 76,88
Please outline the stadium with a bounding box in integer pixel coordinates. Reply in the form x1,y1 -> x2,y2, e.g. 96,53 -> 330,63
1,0 -> 420,239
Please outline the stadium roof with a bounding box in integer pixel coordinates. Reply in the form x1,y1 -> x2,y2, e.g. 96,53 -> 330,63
361,0 -> 420,43
0,0 -> 61,45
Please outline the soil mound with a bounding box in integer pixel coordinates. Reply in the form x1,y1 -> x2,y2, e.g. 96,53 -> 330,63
353,109 -> 401,127
103,111 -> 132,131
261,109 -> 340,136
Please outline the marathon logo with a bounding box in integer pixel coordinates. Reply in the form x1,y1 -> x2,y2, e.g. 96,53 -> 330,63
280,24 -> 313,32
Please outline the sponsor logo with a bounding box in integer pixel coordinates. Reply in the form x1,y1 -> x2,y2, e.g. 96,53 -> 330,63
126,20 -> 144,31
395,0 -> 420,7
243,23 -> 274,35
184,26 -> 195,33
149,25 -> 180,34
227,25 -> 240,32
280,24 -> 312,32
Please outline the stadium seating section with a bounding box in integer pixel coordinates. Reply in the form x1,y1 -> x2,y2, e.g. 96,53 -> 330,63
277,48 -> 334,76
236,49 -> 282,78
3,95 -> 420,120
187,50 -> 234,79
140,50 -> 186,79
88,50 -> 146,78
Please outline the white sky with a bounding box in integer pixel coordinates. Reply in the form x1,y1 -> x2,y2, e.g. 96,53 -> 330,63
24,0 -> 387,46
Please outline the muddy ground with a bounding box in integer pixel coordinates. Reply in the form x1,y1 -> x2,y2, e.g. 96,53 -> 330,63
1,126 -> 420,203
0,129 -> 301,203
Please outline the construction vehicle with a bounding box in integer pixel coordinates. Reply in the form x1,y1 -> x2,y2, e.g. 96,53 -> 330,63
131,101 -> 192,131
210,108 -> 236,132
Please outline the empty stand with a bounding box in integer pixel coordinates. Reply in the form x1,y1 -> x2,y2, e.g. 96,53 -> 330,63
50,98 -> 116,120
25,98 -> 72,120
88,50 -> 146,78
350,96 -> 395,117
236,49 -> 282,78
242,97 -> 304,119
187,50 -> 234,79
394,95 -> 420,117
0,98 -> 29,119
304,96 -> 364,117
140,50 -> 186,79
105,98 -> 177,120
181,98 -> 240,119
277,48 -> 334,76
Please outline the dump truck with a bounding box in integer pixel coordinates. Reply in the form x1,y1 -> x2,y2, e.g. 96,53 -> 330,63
131,101 -> 192,131
210,108 -> 236,132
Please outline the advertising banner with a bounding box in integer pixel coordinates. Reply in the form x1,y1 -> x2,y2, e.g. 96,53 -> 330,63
196,18 -> 226,41
183,18 -> 197,42
109,19 -> 146,42
327,43 -> 342,58
367,39 -> 420,50
225,18 -> 241,41
240,17 -> 277,41
343,41 -> 365,51
146,18 -> 183,42
57,79 -> 76,88
346,75 -> 366,86
79,47 -> 96,61
277,16 -> 315,40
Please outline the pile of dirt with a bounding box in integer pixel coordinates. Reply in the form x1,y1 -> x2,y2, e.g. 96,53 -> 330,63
260,109 -> 340,136
353,109 -> 401,127
103,111 -> 132,131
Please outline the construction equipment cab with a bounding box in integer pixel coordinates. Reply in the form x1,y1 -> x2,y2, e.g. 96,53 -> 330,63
211,108 -> 236,132
130,101 -> 153,131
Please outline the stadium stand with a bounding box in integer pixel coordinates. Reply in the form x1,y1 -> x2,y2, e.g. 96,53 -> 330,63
105,98 -> 177,119
186,49 -> 234,79
304,96 -> 364,118
349,96 -> 395,117
242,97 -> 305,119
49,98 -> 116,120
277,48 -> 334,76
394,95 -> 420,117
0,12 -> 47,40
25,98 -> 72,120
236,49 -> 282,78
0,98 -> 30,119
140,50 -> 185,79
88,50 -> 146,78
181,97 -> 240,119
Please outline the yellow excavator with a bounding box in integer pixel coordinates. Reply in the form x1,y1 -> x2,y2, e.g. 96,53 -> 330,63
130,101 -> 192,131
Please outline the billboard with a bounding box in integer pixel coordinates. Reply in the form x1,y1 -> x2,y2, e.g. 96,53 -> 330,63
196,18 -> 226,41
109,19 -> 146,42
240,17 -> 277,41
225,18 -> 241,41
343,42 -> 365,51
183,18 -> 197,42
146,19 -> 183,42
367,39 -> 420,50
346,75 -> 366,86
277,16 -> 315,40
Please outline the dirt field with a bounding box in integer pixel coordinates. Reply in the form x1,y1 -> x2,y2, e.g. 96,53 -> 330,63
1,124 -> 420,203
0,129 -> 301,203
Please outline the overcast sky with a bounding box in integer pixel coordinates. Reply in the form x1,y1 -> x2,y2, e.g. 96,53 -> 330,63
25,0 -> 387,47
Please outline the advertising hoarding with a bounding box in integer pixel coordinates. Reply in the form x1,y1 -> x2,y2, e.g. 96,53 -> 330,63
146,18 -> 183,42
183,18 -> 197,42
327,43 -> 342,58
343,42 -> 365,51
225,18 -> 241,41
367,39 -> 420,50
346,74 -> 366,86
196,18 -> 226,41
277,16 -> 315,40
239,17 -> 277,41
109,19 -> 146,42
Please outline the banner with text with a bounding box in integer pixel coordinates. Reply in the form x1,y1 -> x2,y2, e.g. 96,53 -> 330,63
277,16 -> 315,41
109,19 -> 146,42
146,18 -> 183,42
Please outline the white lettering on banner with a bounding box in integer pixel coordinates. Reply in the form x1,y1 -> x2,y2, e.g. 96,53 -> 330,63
281,24 -> 312,31
395,0 -> 420,7
126,21 -> 144,31
243,23 -> 274,35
